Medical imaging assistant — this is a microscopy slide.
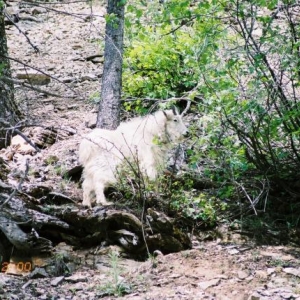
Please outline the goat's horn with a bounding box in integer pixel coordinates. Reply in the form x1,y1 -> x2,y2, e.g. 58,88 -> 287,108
181,100 -> 191,116
171,106 -> 180,115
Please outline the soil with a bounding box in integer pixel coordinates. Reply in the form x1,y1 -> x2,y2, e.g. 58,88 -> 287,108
1,1 -> 300,299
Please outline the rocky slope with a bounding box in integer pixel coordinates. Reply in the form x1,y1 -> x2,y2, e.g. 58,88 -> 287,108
1,1 -> 300,299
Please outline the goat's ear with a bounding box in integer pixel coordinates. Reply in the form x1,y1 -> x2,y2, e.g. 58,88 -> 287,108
171,106 -> 180,116
163,110 -> 173,120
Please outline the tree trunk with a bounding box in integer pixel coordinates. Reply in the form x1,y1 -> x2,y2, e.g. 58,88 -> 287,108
0,8 -> 21,149
96,0 -> 125,130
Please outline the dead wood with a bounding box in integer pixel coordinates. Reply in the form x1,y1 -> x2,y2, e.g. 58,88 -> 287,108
0,178 -> 191,260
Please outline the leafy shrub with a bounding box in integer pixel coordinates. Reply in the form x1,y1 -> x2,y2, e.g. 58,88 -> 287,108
123,0 -> 300,228
123,25 -> 199,99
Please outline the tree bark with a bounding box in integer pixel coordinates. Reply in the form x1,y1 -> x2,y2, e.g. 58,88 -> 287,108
96,0 -> 125,130
0,7 -> 21,149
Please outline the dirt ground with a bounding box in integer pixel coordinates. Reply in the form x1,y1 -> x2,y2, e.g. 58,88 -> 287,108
1,1 -> 300,299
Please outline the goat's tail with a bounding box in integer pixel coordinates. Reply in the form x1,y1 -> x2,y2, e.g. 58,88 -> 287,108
79,138 -> 97,166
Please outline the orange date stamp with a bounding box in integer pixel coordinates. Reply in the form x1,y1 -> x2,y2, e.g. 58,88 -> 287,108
1,261 -> 32,273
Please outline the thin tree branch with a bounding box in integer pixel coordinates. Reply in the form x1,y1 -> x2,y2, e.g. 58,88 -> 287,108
0,158 -> 30,208
2,76 -> 75,98
3,10 -> 39,53
0,54 -> 80,97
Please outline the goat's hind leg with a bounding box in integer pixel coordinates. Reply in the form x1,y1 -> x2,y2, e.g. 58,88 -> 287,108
94,181 -> 113,206
82,177 -> 94,207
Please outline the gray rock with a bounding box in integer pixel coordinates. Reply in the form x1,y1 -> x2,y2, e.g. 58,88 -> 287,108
31,7 -> 47,15
16,71 -> 51,85
81,74 -> 98,81
198,278 -> 221,290
50,276 -> 64,286
283,267 -> 300,277
237,270 -> 249,280
65,274 -> 87,283
29,267 -> 49,278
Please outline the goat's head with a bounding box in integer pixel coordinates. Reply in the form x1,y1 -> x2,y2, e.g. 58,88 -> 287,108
163,107 -> 188,142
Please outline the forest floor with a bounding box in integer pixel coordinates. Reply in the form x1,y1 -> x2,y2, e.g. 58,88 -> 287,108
1,1 -> 300,299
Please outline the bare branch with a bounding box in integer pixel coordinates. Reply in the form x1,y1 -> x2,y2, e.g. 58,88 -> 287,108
0,158 -> 30,208
3,10 -> 39,53
2,76 -> 75,99
181,100 -> 191,116
0,54 -> 80,97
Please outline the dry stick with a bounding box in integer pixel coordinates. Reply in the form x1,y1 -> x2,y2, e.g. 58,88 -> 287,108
235,181 -> 257,215
3,11 -> 39,53
0,54 -> 80,98
2,76 -> 74,99
0,158 -> 30,208
3,119 -> 77,138
0,119 -> 41,152
21,0 -> 87,5
12,128 -> 41,152
21,1 -> 105,19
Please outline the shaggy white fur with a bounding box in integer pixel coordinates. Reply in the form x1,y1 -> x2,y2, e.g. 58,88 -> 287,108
79,108 -> 188,206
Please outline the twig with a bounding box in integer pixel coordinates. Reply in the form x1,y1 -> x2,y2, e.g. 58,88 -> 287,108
0,54 -> 80,97
21,0 -> 87,5
2,76 -> 75,99
0,119 -> 41,152
235,181 -> 257,215
3,10 -> 39,53
162,16 -> 197,36
0,158 -> 30,208
21,1 -> 105,18
12,128 -> 41,152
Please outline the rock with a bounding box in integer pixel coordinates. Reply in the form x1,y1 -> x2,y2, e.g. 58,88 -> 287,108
61,77 -> 76,83
81,74 -> 98,81
29,267 -> 49,279
27,127 -> 58,148
72,44 -> 83,50
228,248 -> 239,255
283,267 -> 300,277
90,56 -> 104,64
153,250 -> 163,257
0,157 -> 10,179
237,270 -> 249,280
85,114 -> 97,128
65,274 -> 87,283
46,192 -> 76,205
255,270 -> 268,280
31,7 -> 47,15
248,291 -> 262,300
63,165 -> 83,182
67,104 -> 79,109
281,292 -> 293,299
267,267 -> 276,275
11,135 -> 37,155
0,274 -> 12,285
16,71 -> 51,85
85,54 -> 104,61
50,276 -> 64,286
198,278 -> 221,290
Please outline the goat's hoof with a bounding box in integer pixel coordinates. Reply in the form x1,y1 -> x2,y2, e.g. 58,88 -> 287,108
97,201 -> 113,206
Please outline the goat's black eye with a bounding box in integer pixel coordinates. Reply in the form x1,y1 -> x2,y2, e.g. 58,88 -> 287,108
174,118 -> 178,122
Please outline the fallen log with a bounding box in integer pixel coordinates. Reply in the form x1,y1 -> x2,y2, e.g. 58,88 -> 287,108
0,180 -> 191,263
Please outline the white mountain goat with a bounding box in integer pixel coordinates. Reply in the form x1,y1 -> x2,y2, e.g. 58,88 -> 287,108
79,107 -> 188,207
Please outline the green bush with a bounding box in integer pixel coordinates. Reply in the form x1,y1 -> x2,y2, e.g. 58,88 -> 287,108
123,25 -> 199,99
123,0 -> 300,227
